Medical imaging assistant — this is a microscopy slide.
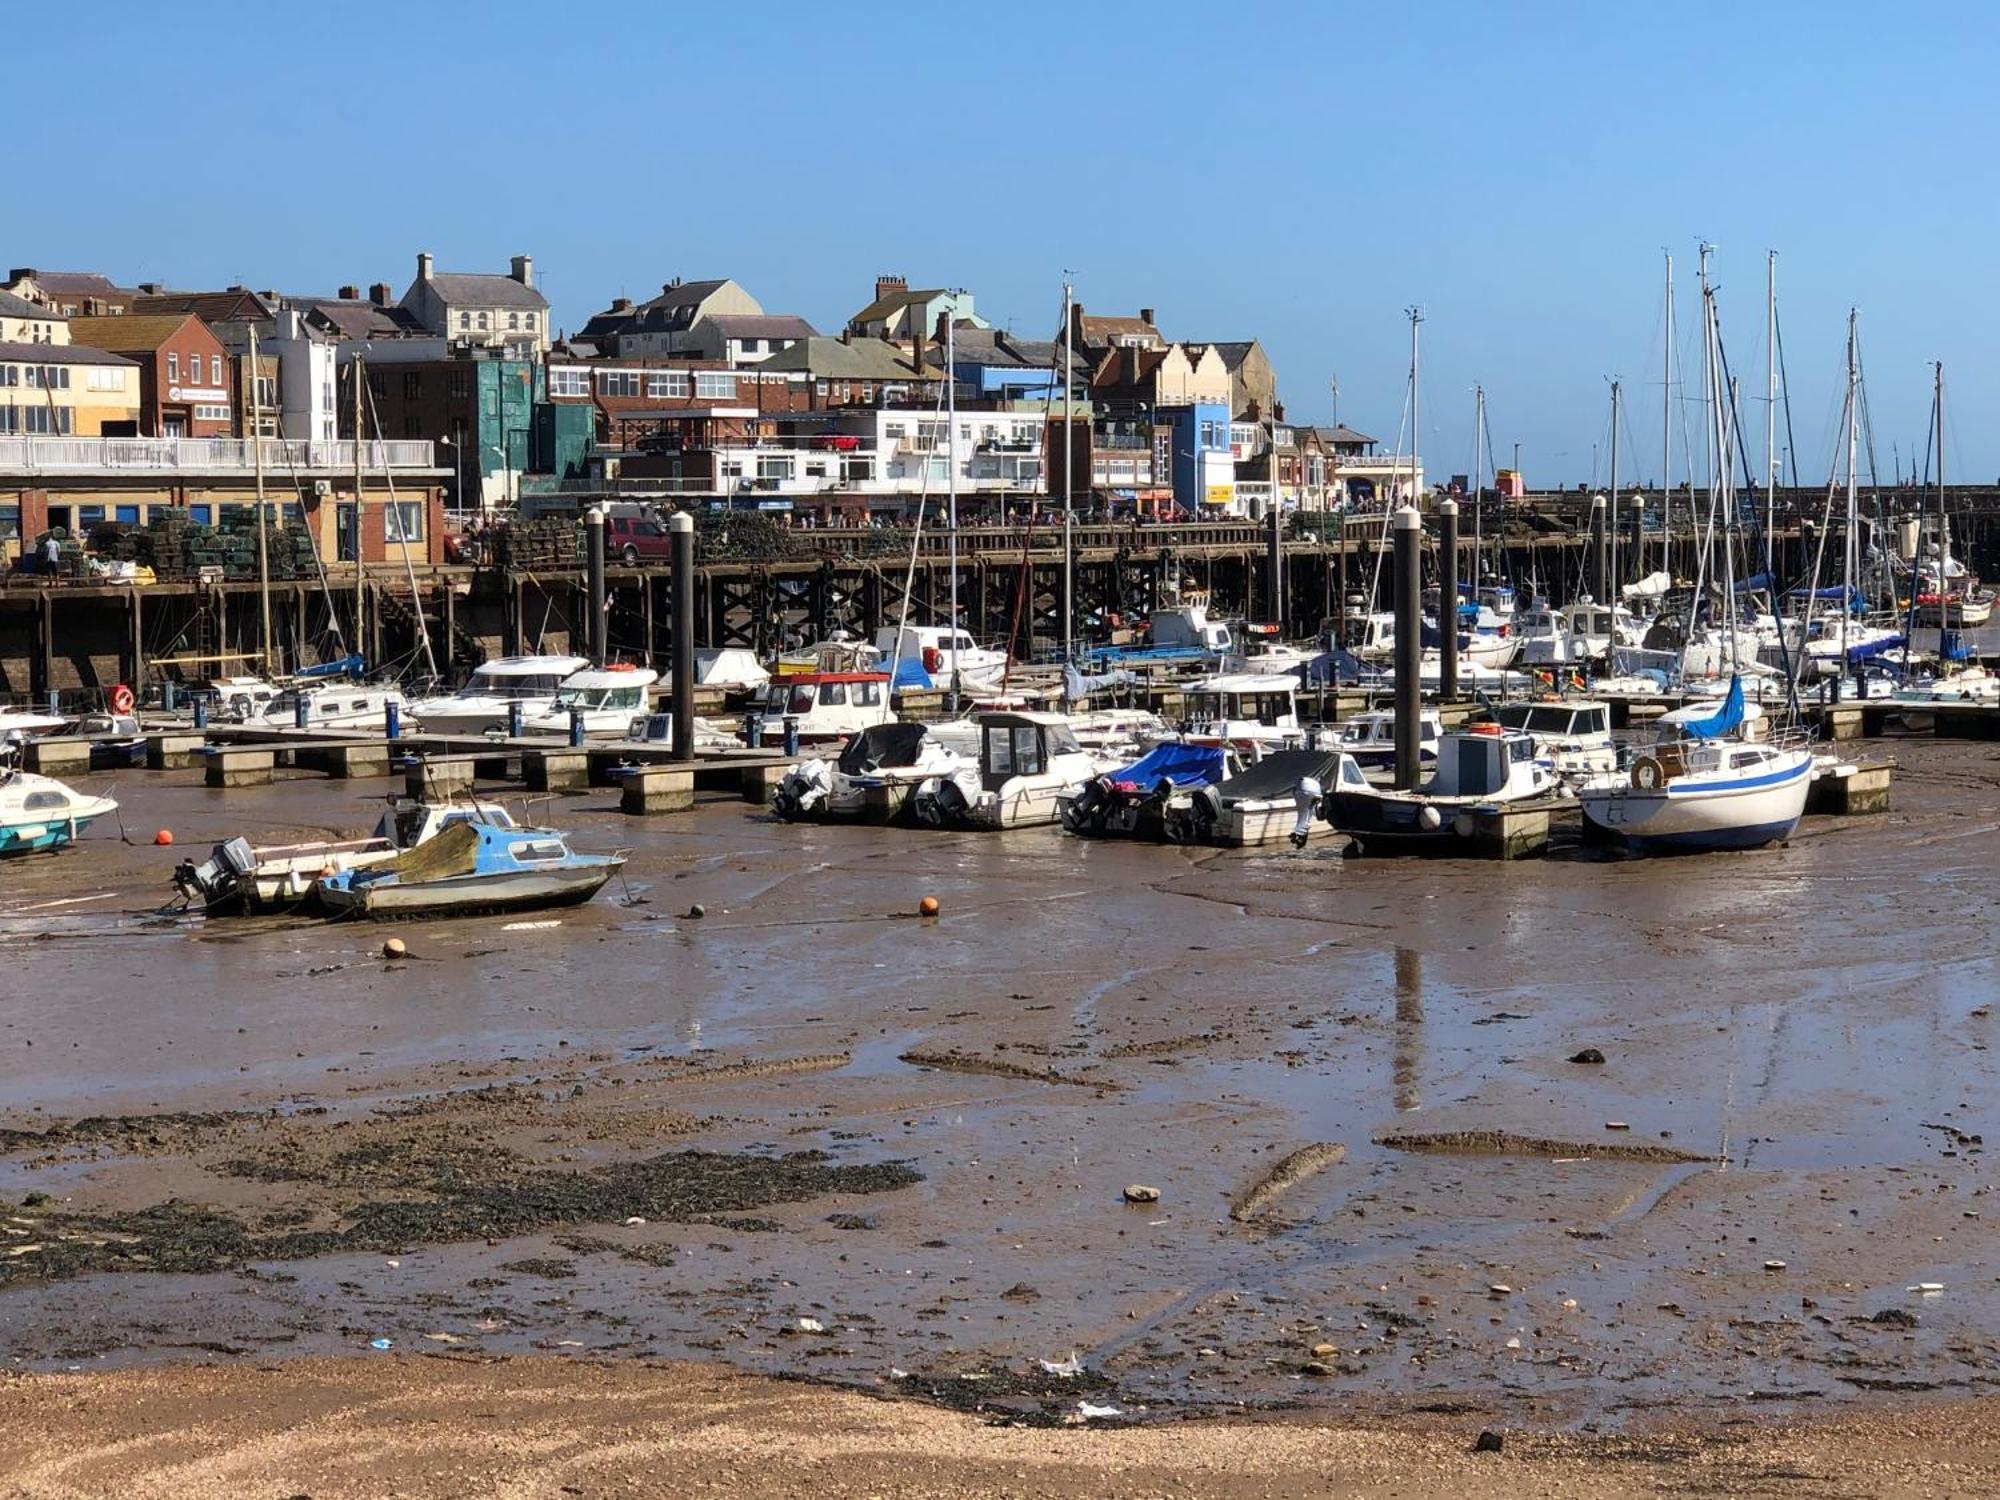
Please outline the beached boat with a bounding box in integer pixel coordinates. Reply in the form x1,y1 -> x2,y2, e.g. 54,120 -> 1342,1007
1334,708 -> 1440,780
772,723 -> 963,823
520,665 -> 659,739
912,711 -> 1099,830
1491,698 -> 1618,776
1158,747 -> 1344,847
246,681 -> 408,731
1577,679 -> 1812,853
1057,741 -> 1228,840
1151,674 -> 1303,754
1322,724 -> 1563,855
74,713 -> 146,769
406,655 -> 590,736
0,764 -> 118,855
172,800 -> 521,915
749,671 -> 894,747
315,819 -> 622,919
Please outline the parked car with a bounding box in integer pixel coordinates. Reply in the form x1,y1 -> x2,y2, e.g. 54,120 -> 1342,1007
606,513 -> 671,564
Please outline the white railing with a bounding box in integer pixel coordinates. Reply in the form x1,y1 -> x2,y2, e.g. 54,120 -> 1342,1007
0,435 -> 438,474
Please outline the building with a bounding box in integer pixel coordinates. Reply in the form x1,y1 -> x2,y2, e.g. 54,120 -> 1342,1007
340,347 -> 542,510
398,253 -> 548,353
0,291 -> 67,346
1089,342 -> 1231,416
947,328 -> 1085,403
756,335 -> 944,409
1158,402 -> 1237,515
3,269 -> 136,318
682,314 -> 817,367
1065,303 -> 1165,360
299,284 -> 427,342
544,356 -> 810,455
1199,340 -> 1277,420
0,344 -> 141,436
65,314 -> 234,437
604,279 -> 763,358
846,276 -> 986,344
264,311 -> 340,445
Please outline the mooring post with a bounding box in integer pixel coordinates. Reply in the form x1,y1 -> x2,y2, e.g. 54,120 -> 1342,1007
669,510 -> 695,761
1590,491 -> 1608,603
1439,499 -> 1459,702
1267,501 -> 1285,634
585,505 -> 608,667
1393,505 -> 1422,791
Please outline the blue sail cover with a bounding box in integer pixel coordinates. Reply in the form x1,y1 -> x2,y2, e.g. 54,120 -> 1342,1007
296,654 -> 365,680
1682,674 -> 1745,740
1845,633 -> 1906,664
891,656 -> 933,691
1110,742 -> 1225,788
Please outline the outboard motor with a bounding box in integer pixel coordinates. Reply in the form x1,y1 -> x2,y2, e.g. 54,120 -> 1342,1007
173,836 -> 257,908
772,758 -> 831,821
911,775 -> 970,829
1289,775 -> 1322,848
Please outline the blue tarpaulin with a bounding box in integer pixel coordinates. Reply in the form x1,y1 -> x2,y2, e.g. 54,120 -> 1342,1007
296,654 -> 364,680
1109,742 -> 1225,788
1682,674 -> 1745,740
890,657 -> 932,691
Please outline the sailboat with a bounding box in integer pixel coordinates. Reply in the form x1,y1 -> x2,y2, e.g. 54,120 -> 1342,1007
1907,364 -> 1994,629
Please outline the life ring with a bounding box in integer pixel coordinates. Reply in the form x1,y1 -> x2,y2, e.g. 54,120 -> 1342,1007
1630,755 -> 1665,791
922,646 -> 944,674
109,683 -> 135,715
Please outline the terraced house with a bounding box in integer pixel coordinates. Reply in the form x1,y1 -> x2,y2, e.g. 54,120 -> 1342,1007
66,314 -> 234,437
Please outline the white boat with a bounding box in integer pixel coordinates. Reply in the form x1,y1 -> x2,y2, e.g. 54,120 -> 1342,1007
690,647 -> 771,695
912,711 -> 1100,830
0,765 -> 118,855
1322,724 -> 1564,855
0,707 -> 67,740
407,655 -> 589,736
172,799 -> 520,915
315,819 -> 622,919
772,722 -> 963,823
1165,747 -> 1344,847
1491,698 -> 1618,776
206,676 -> 284,722
1155,674 -> 1303,753
873,624 -> 1009,686
616,711 -> 744,756
520,665 -> 659,739
1518,599 -> 1627,666
751,671 -> 894,747
1578,680 -> 1812,853
1334,708 -> 1440,780
247,682 -> 408,731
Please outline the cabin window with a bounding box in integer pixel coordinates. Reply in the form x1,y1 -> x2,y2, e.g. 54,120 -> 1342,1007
852,681 -> 881,706
509,839 -> 569,862
1047,723 -> 1081,755
1340,759 -> 1370,787
819,682 -> 848,706
1009,727 -> 1045,776
1509,738 -> 1535,762
21,791 -> 68,811
611,687 -> 642,709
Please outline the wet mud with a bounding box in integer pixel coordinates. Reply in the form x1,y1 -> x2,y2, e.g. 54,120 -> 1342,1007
0,737 -> 1997,1430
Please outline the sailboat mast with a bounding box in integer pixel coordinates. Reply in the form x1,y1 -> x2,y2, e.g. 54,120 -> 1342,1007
1471,383 -> 1484,564
946,307 -> 960,713
250,326 -> 274,677
352,356 -> 366,663
1407,307 -> 1423,511
1608,379 -> 1620,599
1935,360 -> 1947,594
1843,311 -> 1858,671
1061,277 -> 1073,661
1765,251 -> 1778,572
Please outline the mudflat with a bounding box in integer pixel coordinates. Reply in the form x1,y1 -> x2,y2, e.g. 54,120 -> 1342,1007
0,734 -> 1995,1491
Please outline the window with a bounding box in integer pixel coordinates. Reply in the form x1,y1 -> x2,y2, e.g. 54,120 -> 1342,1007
508,313 -> 519,330
402,372 -> 421,400
853,681 -> 882,707
476,312 -> 488,330
194,404 -> 231,421
0,365 -> 14,387
22,406 -> 72,434
694,372 -> 735,400
448,370 -> 469,401
385,501 -> 424,542
525,313 -> 537,330
598,370 -> 641,398
254,375 -> 276,406
368,371 -> 387,397
647,371 -> 689,398
819,682 -> 847,706
549,368 -> 588,398
211,355 -> 223,385
167,353 -> 179,382
190,504 -> 214,524
0,409 -> 15,433
114,505 -> 140,524
458,312 -> 469,330
219,504 -> 248,525
0,505 -> 18,539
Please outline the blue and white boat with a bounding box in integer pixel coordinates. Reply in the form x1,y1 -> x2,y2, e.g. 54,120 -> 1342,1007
0,766 -> 118,855
1057,741 -> 1228,839
1578,677 -> 1813,853
315,818 -> 623,919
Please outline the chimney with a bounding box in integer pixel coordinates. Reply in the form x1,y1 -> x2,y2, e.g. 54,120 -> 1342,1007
665,278 -> 682,292
1274,399 -> 1286,424
510,254 -> 533,286
227,283 -> 247,292
1140,308 -> 1156,327
840,329 -> 853,345
417,251 -> 434,281
338,285 -> 360,301
611,297 -> 633,312
875,274 -> 907,302
138,282 -> 162,295
369,283 -> 393,307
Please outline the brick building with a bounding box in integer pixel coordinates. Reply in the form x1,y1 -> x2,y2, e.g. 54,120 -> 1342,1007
66,314 -> 235,437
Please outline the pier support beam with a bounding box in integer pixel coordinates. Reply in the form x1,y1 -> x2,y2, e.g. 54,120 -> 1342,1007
1393,506 -> 1422,791
1438,499 -> 1459,701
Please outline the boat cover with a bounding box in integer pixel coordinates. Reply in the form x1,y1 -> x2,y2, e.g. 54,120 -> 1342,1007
1217,749 -> 1343,802
836,722 -> 930,774
296,654 -> 365,680
891,657 -> 932,691
1681,674 -> 1745,740
1109,742 -> 1224,789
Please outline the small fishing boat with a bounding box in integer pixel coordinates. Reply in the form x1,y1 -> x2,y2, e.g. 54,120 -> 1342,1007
246,681 -> 408,730
520,664 -> 659,739
173,799 -> 521,916
315,818 -> 622,919
750,671 -> 894,747
0,706 -> 68,740
1577,678 -> 1813,853
1322,724 -> 1563,856
1154,674 -> 1303,754
0,761 -> 118,855
912,711 -> 1100,830
406,654 -> 590,736
772,722 -> 963,823
1334,709 -> 1441,781
1058,741 -> 1228,840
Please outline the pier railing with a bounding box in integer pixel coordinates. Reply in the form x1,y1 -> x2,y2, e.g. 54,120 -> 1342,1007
0,436 -> 440,475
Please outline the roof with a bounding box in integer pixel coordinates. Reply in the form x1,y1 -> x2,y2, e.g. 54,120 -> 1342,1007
302,299 -> 426,340
702,314 -> 816,341
0,340 -> 136,366
1306,424 -> 1377,446
947,328 -> 1081,372
9,270 -> 129,298
420,272 -> 548,310
132,289 -> 276,322
850,285 -> 946,324
65,313 -> 209,352
0,289 -> 65,321
757,337 -> 941,381
624,280 -> 736,336
1202,340 -> 1264,370
1078,312 -> 1160,342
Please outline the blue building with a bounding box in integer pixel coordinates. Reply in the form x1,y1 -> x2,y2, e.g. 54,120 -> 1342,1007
946,328 -> 1084,404
1160,402 -> 1236,515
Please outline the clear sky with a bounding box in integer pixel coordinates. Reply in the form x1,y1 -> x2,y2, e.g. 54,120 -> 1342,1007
19,0 -> 2000,487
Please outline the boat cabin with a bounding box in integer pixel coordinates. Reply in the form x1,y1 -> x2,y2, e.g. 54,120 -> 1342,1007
1493,701 -> 1611,740
1182,676 -> 1300,730
1337,709 -> 1443,754
977,711 -> 1086,791
552,670 -> 652,717
1429,725 -> 1547,798
758,671 -> 894,745
375,800 -> 517,851
462,656 -> 589,700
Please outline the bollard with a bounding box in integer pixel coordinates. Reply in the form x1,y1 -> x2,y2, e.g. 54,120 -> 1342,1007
46,689 -> 59,717
1392,506 -> 1422,791
783,715 -> 800,757
163,681 -> 178,713
508,699 -> 525,739
1439,499 -> 1460,702
194,697 -> 209,730
669,511 -> 695,761
743,712 -> 764,747
385,701 -> 401,740
294,694 -> 311,729
1304,724 -> 1320,752
569,707 -> 587,747
585,506 -> 608,668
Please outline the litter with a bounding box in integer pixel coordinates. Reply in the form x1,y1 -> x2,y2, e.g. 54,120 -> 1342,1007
422,1332 -> 464,1345
502,920 -> 563,932
1908,1282 -> 1946,1295
889,1368 -> 910,1380
797,1317 -> 826,1333
624,1216 -> 648,1226
1077,1401 -> 1123,1420
368,1338 -> 393,1351
1039,1352 -> 1085,1377
1764,1259 -> 1787,1271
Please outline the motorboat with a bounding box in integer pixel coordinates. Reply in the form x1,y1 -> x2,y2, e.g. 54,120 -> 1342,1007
0,763 -> 118,855
689,647 -> 772,695
246,682 -> 408,731
1058,741 -> 1229,840
206,676 -> 284,722
750,671 -> 894,747
0,706 -> 67,739
1224,623 -> 1316,676
1912,590 -> 1995,629
1157,747 -> 1344,848
315,819 -> 623,919
912,711 -> 1099,830
873,624 -> 1010,685
406,655 -> 589,736
775,634 -> 881,678
1517,599 -> 1630,666
172,799 -> 521,916
521,665 -> 659,739
1882,668 -> 2000,729
1322,724 -> 1564,856
1491,698 -> 1618,777
772,722 -> 963,823
1158,674 -> 1303,753
1578,678 -> 1813,853
616,711 -> 743,756
1334,709 -> 1440,781
75,712 -> 146,770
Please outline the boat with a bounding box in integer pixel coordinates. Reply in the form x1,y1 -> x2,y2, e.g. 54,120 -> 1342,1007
615,711 -> 743,756
315,818 -> 623,919
205,676 -> 284,722
1334,708 -> 1440,781
774,633 -> 880,678
75,712 -> 146,770
771,722 -> 963,823
520,664 -> 659,739
1577,678 -> 1813,853
246,681 -> 408,731
0,762 -> 118,855
1490,698 -> 1618,777
1153,674 -> 1303,753
911,711 -> 1100,830
1158,747 -> 1344,847
172,799 -> 522,916
406,655 -> 589,736
1058,741 -> 1228,840
688,647 -> 771,695
873,624 -> 1009,687
0,706 -> 67,740
1321,723 -> 1564,855
1517,598 -> 1630,666
749,671 -> 894,747
1224,623 -> 1316,676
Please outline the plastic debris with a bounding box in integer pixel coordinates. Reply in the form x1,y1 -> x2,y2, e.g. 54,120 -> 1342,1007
501,919 -> 562,932
1122,1184 -> 1161,1204
1039,1352 -> 1085,1377
368,1337 -> 393,1351
1909,1282 -> 1946,1295
797,1317 -> 826,1333
1077,1401 -> 1123,1420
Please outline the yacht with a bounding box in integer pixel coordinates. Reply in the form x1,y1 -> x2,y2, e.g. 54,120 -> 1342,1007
0,764 -> 118,855
245,682 -> 407,731
407,655 -> 589,736
521,665 -> 659,739
772,723 -> 963,823
750,671 -> 895,747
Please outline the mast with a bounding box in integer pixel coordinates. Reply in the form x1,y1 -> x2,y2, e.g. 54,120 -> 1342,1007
1935,360 -> 1948,601
1470,383 -> 1485,564
1765,250 -> 1778,577
946,307 -> 960,713
352,355 -> 366,662
250,326 -> 274,677
1061,277 -> 1073,661
1406,307 -> 1423,511
1607,378 -> 1621,598
1662,251 -> 1674,584
1842,311 -> 1858,672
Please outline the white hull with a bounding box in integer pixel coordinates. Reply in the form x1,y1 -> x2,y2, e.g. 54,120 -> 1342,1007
1580,755 -> 1811,850
317,862 -> 616,917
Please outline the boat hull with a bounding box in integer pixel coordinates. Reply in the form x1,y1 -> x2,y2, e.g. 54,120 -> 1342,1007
318,861 -> 619,919
1580,759 -> 1811,853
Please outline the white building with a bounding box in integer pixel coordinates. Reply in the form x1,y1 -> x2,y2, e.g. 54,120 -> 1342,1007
266,310 -> 339,444
399,253 -> 549,353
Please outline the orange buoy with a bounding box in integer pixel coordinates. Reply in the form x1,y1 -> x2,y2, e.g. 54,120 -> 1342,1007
918,895 -> 940,918
152,829 -> 174,846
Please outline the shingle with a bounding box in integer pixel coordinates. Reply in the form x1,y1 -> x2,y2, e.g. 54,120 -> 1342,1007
0,289 -> 66,321
422,273 -> 548,310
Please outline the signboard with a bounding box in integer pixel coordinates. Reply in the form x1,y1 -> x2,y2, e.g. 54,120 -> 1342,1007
167,387 -> 228,402
1202,485 -> 1235,506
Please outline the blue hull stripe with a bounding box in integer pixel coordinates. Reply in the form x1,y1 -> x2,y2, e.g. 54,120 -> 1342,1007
1624,816 -> 1801,852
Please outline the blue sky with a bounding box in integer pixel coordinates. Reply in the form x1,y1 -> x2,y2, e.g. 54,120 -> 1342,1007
19,1 -> 1999,485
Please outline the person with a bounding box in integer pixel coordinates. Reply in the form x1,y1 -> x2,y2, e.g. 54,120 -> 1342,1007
42,533 -> 59,575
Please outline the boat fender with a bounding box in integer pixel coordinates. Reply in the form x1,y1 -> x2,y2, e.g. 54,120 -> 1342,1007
1630,755 -> 1665,791
1417,803 -> 1443,832
110,683 -> 135,715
